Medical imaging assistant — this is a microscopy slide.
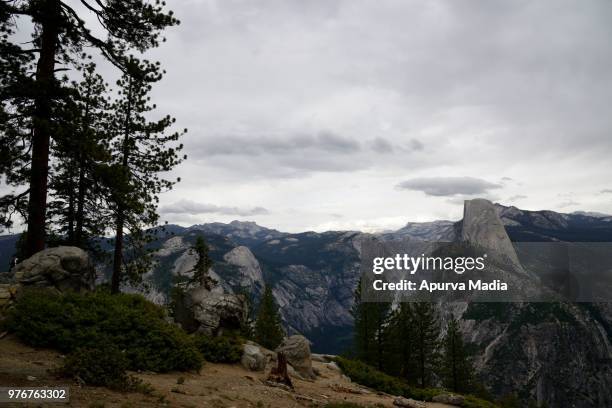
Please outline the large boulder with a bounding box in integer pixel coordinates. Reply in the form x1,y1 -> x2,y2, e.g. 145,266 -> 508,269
393,397 -> 426,408
12,246 -> 94,292
175,285 -> 248,336
275,335 -> 315,379
432,393 -> 464,405
241,341 -> 275,371
0,284 -> 19,314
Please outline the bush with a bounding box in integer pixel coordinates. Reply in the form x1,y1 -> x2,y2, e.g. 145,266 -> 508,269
6,289 -> 203,372
61,344 -> 130,389
334,357 -> 420,399
463,395 -> 500,408
194,334 -> 243,363
334,357 -> 497,407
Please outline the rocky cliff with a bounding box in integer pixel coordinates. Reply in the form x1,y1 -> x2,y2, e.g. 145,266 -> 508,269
455,200 -> 612,407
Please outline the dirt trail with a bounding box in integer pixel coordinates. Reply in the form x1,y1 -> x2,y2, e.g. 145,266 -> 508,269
0,335 -> 453,408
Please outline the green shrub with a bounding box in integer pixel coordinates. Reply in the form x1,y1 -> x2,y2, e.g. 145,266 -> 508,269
334,357 -> 497,407
62,344 -> 129,389
194,334 -> 243,363
334,357 -> 422,399
6,289 -> 203,372
60,344 -> 153,394
463,395 -> 500,408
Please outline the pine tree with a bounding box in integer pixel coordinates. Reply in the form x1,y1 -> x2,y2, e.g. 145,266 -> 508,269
0,3 -> 34,232
108,57 -> 186,293
48,62 -> 112,252
254,285 -> 284,350
352,278 -> 391,370
411,302 -> 441,388
190,236 -> 216,289
1,0 -> 179,257
441,316 -> 473,393
386,303 -> 415,378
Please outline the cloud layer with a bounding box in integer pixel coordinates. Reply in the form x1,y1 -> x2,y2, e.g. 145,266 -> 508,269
160,200 -> 269,217
397,177 -> 502,197
86,0 -> 612,231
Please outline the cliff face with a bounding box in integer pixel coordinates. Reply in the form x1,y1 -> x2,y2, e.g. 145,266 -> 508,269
461,198 -> 521,266
456,200 -> 612,407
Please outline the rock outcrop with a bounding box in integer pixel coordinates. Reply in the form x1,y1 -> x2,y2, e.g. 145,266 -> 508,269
275,335 -> 315,380
174,285 -> 248,336
0,284 -> 18,313
13,246 -> 94,292
241,343 -> 268,371
223,246 -> 263,290
461,198 -> 521,266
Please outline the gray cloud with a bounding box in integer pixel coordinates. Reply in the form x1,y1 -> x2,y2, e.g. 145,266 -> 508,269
558,200 -> 581,208
160,200 -> 269,216
601,189 -> 612,194
81,0 -> 612,231
507,194 -> 528,202
193,131 -> 360,157
397,177 -> 502,197
370,137 -> 394,153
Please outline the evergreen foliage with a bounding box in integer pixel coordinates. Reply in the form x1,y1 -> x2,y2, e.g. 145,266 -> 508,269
190,235 -> 215,288
5,288 -> 203,372
0,0 -> 180,256
441,316 -> 474,393
386,302 -> 416,379
352,278 -> 391,370
108,56 -> 186,293
410,302 -> 441,387
254,285 -> 284,349
194,334 -> 243,363
47,62 -> 112,255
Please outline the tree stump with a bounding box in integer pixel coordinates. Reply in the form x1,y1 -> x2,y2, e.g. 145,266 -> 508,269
266,352 -> 293,388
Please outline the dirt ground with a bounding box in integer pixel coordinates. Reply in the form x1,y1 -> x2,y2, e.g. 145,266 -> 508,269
0,334 -> 453,408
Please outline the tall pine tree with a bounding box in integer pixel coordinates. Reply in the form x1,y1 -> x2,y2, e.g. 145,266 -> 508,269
352,278 -> 391,370
254,285 -> 284,350
0,3 -> 34,232
386,303 -> 416,378
1,0 -> 179,257
411,302 -> 441,388
108,57 -> 185,293
190,236 -> 216,289
48,62 -> 112,252
441,316 -> 473,393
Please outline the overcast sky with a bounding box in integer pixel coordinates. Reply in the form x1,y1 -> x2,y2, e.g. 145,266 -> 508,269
12,0 -> 612,233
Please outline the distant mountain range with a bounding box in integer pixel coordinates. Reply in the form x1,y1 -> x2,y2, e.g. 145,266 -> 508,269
2,202 -> 612,406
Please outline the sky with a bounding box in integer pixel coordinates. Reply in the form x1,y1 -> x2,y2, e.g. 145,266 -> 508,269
9,0 -> 612,233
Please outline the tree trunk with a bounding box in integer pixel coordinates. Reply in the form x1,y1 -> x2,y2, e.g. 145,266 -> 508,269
25,0 -> 60,257
110,77 -> 133,294
67,179 -> 75,243
74,155 -> 86,247
111,210 -> 124,294
75,91 -> 91,248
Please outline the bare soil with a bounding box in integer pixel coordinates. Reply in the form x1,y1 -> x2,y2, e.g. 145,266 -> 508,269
0,335 -> 453,408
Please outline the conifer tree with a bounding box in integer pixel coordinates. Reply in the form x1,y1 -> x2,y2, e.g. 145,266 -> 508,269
254,285 -> 284,350
48,62 -> 112,251
411,302 -> 441,388
352,278 -> 391,370
108,57 -> 186,293
441,316 -> 473,393
0,3 -> 34,232
1,0 -> 179,256
190,236 -> 216,289
386,303 -> 416,378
